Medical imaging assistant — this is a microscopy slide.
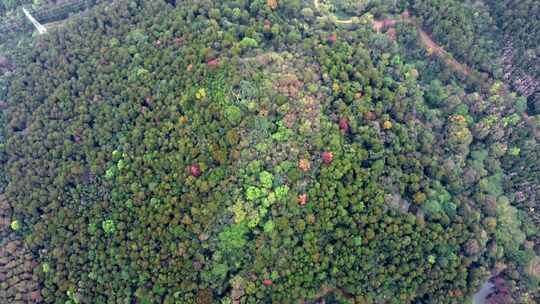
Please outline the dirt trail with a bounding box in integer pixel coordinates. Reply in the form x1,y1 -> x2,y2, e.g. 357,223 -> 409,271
415,24 -> 472,75
314,0 -> 473,76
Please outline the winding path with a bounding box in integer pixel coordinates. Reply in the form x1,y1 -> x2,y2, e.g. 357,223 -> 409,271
313,0 -> 472,76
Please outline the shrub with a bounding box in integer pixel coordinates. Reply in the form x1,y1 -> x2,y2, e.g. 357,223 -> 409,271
239,37 -> 258,49
245,186 -> 265,201
10,220 -> 20,231
218,224 -> 248,251
102,220 -> 116,234
259,171 -> 274,189
225,105 -> 242,125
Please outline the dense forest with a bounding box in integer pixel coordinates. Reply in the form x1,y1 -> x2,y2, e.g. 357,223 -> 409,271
407,0 -> 539,108
0,0 -> 538,303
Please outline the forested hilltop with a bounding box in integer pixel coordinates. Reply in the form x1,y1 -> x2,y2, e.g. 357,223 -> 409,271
0,0 -> 538,303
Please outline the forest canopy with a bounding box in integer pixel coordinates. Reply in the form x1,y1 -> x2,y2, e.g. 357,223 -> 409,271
0,0 -> 538,303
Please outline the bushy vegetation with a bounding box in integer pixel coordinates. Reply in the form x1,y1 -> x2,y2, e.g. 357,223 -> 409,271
0,0 -> 538,303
